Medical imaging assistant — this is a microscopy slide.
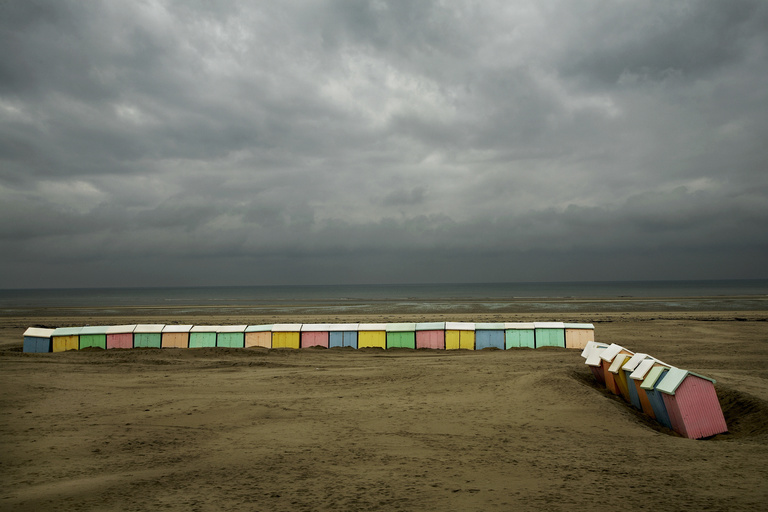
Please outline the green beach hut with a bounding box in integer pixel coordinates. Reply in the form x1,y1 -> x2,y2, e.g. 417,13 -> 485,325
79,326 -> 108,350
189,326 -> 219,348
504,323 -> 535,349
386,323 -> 417,349
534,322 -> 566,348
217,325 -> 247,348
133,324 -> 164,349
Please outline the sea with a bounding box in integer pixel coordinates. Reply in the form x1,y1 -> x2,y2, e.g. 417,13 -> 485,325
1,280 -> 767,316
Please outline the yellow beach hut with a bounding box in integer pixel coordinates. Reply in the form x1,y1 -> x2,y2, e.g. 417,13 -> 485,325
358,324 -> 387,349
272,324 -> 301,349
445,322 -> 475,350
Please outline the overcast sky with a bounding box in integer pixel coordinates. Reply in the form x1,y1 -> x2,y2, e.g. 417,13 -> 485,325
1,0 -> 767,288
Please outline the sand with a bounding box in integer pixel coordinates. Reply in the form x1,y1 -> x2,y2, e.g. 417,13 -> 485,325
2,310 -> 768,511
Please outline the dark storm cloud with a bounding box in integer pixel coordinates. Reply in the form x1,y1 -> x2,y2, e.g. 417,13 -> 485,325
1,0 -> 767,287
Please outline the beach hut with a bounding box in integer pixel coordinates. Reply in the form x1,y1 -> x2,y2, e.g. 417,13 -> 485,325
583,342 -> 610,384
106,325 -> 136,349
656,368 -> 728,439
189,326 -> 219,348
79,326 -> 108,350
629,358 -> 663,419
358,324 -> 387,349
608,351 -> 635,402
23,327 -> 54,353
328,324 -> 359,348
640,365 -> 674,429
534,322 -> 566,348
133,324 -> 164,348
272,324 -> 301,349
217,325 -> 247,348
445,322 -> 475,350
475,323 -> 506,350
620,353 -> 651,410
415,322 -> 445,350
386,323 -> 416,349
301,324 -> 331,348
52,327 -> 82,352
245,325 -> 273,348
504,323 -> 535,349
162,325 -> 192,349
564,323 -> 595,350
599,344 -> 633,396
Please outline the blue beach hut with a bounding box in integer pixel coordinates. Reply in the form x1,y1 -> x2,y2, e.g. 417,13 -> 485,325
475,323 -> 506,350
328,324 -> 359,348
621,353 -> 651,410
23,327 -> 54,353
641,365 -> 674,429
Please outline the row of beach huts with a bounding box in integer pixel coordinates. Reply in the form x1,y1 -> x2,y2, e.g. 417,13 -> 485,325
580,341 -> 728,439
22,322 -> 595,352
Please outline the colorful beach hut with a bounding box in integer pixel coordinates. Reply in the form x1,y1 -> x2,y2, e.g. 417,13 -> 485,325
106,325 -> 136,349
640,365 -> 674,429
620,353 -> 651,410
656,368 -> 728,439
445,322 -> 475,350
504,323 -> 535,349
217,325 -> 247,348
133,324 -> 164,348
475,323 -> 506,350
189,326 -> 219,348
301,324 -> 331,348
52,327 -> 82,352
79,326 -> 108,350
629,358 -> 663,419
272,324 -> 301,349
415,322 -> 445,350
358,324 -> 387,349
534,322 -> 565,348
245,325 -> 273,348
162,325 -> 192,349
386,323 -> 416,349
583,342 -> 610,385
608,350 -> 635,402
328,324 -> 359,348
599,344 -> 633,396
23,327 -> 54,353
564,323 -> 595,350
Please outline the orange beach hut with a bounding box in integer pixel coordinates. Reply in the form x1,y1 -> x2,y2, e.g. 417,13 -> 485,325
564,323 -> 594,349
245,325 -> 272,348
583,342 -> 610,384
621,353 -> 651,410
629,357 -> 663,419
162,325 -> 192,348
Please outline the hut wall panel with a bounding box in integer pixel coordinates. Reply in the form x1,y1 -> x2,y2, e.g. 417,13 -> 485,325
162,333 -> 189,349
416,330 -> 444,349
535,329 -> 565,348
623,369 -> 643,410
106,333 -> 133,349
358,331 -> 385,349
386,332 -> 416,349
505,329 -> 535,349
445,330 -> 475,350
302,332 -> 329,348
645,369 -> 673,429
24,337 -> 51,353
565,329 -> 593,349
217,333 -> 245,348
613,356 -> 633,402
662,394 -> 686,437
245,332 -> 271,349
476,331 -> 504,350
53,335 -> 79,352
633,380 -> 656,419
667,377 -> 728,439
273,332 -> 300,349
602,360 -> 620,395
134,333 -> 162,348
329,332 -> 344,348
189,333 -> 217,348
590,365 -> 605,385
79,335 -> 106,350
343,331 -> 358,348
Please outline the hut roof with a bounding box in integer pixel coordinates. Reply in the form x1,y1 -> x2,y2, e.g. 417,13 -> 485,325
190,325 -> 221,333
534,322 -> 565,328
640,365 -> 672,390
80,326 -> 109,335
386,323 -> 416,332
416,322 -> 445,330
106,325 -> 137,334
52,326 -> 83,336
134,324 -> 165,333
475,322 -> 506,330
23,327 -> 55,338
445,322 -> 475,330
630,358 -> 660,380
581,341 -> 609,359
272,324 -> 302,332
327,324 -> 359,331
564,323 -> 595,329
245,324 -> 273,333
599,343 -> 627,362
656,368 -> 716,395
218,325 -> 247,333
608,353 -> 633,374
358,323 -> 387,331
301,324 -> 332,331
585,345 -> 611,366
621,353 -> 650,372
504,322 -> 535,329
162,325 -> 193,333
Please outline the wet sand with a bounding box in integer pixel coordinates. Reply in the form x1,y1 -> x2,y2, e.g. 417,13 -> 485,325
2,309 -> 768,511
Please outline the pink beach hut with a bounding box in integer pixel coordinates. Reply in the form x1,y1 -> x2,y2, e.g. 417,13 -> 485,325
162,325 -> 192,349
656,368 -> 728,439
245,325 -> 273,348
23,327 -> 55,353
564,323 -> 595,350
415,322 -> 445,350
301,324 -> 331,348
217,325 -> 247,348
106,325 -> 136,349
133,324 -> 164,348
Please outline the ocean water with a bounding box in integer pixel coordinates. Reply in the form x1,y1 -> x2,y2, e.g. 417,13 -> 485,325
1,280 -> 767,315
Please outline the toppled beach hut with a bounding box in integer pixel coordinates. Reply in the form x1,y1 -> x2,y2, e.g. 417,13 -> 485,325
534,322 -> 565,348
640,365 -> 674,429
629,358 -> 662,419
245,325 -> 272,348
189,326 -> 219,348
106,325 -> 136,349
133,324 -> 164,348
445,322 -> 475,350
564,323 -> 594,350
23,327 -> 54,353
301,324 -> 331,348
386,323 -> 416,349
217,325 -> 247,348
608,351 -> 635,402
162,325 -> 192,349
475,323 -> 506,350
504,323 -> 535,349
328,324 -> 358,348
79,326 -> 108,350
599,344 -> 633,396
358,324 -> 387,349
272,324 -> 301,349
656,368 -> 728,439
52,327 -> 81,352
621,353 -> 651,410
415,322 -> 445,350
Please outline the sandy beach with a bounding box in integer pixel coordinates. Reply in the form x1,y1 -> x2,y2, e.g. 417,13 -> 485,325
2,309 -> 767,511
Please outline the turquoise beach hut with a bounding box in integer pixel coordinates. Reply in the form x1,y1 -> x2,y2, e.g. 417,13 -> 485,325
189,326 -> 219,348
475,323 -> 506,350
23,327 -> 54,353
79,326 -> 108,349
328,324 -> 358,348
386,323 -> 416,349
534,322 -> 566,348
217,325 -> 247,348
504,323 -> 535,349
134,324 -> 164,348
